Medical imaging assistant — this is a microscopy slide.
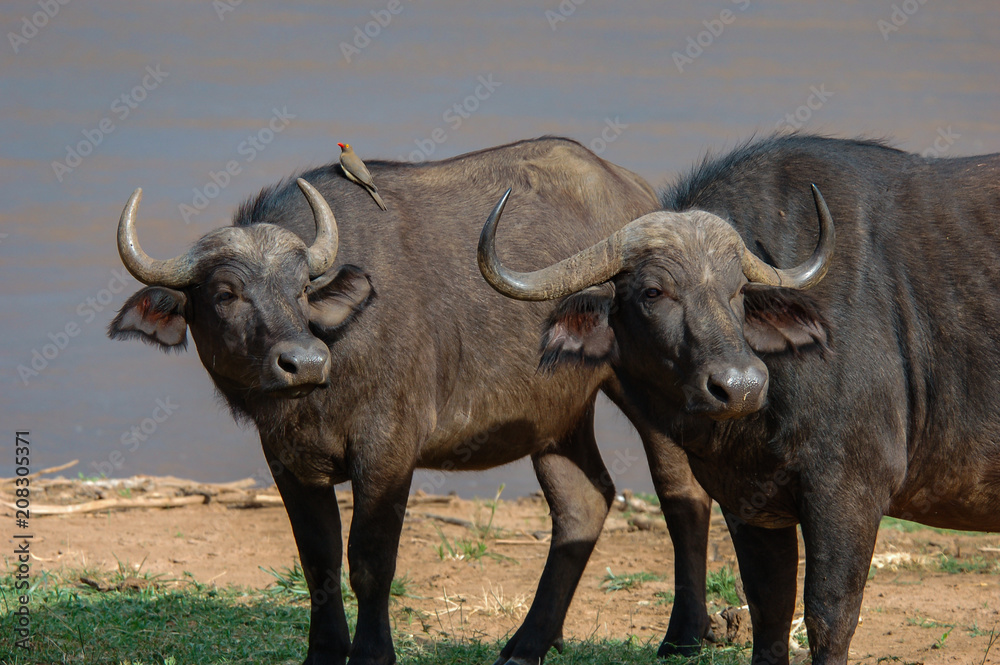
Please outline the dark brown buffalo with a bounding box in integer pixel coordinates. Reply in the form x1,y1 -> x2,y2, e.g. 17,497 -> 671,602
479,134 -> 1000,665
108,138 -> 713,664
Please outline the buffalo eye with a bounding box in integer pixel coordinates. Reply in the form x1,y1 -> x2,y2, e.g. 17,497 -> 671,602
215,291 -> 236,305
643,287 -> 662,300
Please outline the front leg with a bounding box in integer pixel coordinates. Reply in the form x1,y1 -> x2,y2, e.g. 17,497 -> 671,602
798,491 -> 883,665
347,465 -> 414,665
640,429 -> 713,656
724,510 -> 799,665
494,405 -> 614,665
265,447 -> 350,665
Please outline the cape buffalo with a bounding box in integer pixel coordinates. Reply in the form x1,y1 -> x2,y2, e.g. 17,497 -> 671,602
108,138 -> 714,664
479,134 -> 1000,665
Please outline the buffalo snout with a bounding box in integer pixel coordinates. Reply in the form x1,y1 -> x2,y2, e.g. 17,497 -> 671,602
265,338 -> 331,396
686,359 -> 768,419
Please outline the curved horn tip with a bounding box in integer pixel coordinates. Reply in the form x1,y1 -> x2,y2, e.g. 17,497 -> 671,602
494,187 -> 512,214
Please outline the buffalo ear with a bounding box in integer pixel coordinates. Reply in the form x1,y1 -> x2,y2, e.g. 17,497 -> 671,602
108,287 -> 189,351
308,265 -> 374,332
743,286 -> 830,355
540,283 -> 618,372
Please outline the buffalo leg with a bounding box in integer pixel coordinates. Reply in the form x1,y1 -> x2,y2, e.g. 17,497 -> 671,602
494,403 -> 614,665
798,494 -> 882,665
724,511 -> 799,665
266,448 -> 350,665
641,430 -> 713,656
603,384 -> 712,655
346,466 -> 414,665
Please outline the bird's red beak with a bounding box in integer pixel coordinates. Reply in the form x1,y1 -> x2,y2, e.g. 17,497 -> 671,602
337,143 -> 346,149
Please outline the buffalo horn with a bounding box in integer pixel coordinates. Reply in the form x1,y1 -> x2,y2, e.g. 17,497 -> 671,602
296,178 -> 340,277
740,184 -> 835,289
117,188 -> 200,287
477,188 -> 627,301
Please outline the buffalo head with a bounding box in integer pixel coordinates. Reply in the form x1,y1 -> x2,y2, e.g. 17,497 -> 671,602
109,179 -> 372,398
478,186 -> 834,419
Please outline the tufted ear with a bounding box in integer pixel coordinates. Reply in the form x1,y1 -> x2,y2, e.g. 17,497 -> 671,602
743,286 -> 830,355
108,287 -> 189,351
307,265 -> 374,333
539,283 -> 617,371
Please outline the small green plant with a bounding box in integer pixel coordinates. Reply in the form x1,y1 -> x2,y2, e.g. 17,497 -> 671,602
968,622 -> 992,637
433,486 -> 517,565
932,626 -> 954,649
390,573 -> 412,599
600,567 -> 661,592
935,554 -> 998,574
654,590 -> 674,605
907,616 -> 955,629
471,484 -> 506,540
706,565 -> 740,606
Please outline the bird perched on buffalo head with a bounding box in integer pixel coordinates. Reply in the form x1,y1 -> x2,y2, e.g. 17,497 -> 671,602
338,142 -> 387,211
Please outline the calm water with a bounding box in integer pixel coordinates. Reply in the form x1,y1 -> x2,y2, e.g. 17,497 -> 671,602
2,1 -> 998,496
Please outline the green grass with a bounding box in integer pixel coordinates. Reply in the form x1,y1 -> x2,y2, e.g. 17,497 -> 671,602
654,590 -> 675,605
0,569 -> 753,665
433,485 -> 517,565
600,568 -> 662,592
260,561 -> 413,605
934,554 -> 999,574
879,516 -> 982,536
906,616 -> 955,629
706,565 -> 741,606
0,569 -> 310,664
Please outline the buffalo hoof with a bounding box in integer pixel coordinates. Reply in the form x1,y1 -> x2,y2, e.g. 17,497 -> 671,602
492,634 -> 563,665
657,624 -> 714,658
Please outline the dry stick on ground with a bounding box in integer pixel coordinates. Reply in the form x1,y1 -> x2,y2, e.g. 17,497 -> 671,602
5,491 -> 286,516
983,627 -> 999,665
0,459 -> 79,486
6,495 -> 208,515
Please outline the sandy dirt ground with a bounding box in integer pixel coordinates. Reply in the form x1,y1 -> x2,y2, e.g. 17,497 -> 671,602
5,476 -> 1000,664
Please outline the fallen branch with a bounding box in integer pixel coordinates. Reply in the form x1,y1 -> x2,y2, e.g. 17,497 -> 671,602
418,513 -> 474,529
5,494 -> 206,516
216,493 -> 284,509
0,459 -> 79,486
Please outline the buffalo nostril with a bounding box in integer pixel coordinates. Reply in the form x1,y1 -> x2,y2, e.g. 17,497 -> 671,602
707,380 -> 730,404
277,353 -> 299,375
